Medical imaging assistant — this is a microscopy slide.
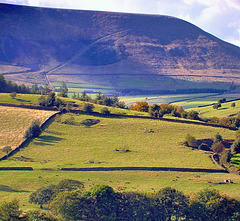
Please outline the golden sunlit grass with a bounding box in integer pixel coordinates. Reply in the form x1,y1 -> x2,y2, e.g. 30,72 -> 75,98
0,106 -> 57,152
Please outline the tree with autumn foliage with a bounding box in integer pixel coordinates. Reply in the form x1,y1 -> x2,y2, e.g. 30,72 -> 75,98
130,101 -> 149,112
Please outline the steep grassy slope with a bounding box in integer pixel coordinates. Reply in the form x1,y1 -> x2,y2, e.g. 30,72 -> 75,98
1,3 -> 240,92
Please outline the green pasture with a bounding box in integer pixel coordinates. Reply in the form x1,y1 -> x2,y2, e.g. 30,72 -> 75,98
0,93 -> 41,106
0,93 -> 149,117
120,93 -> 218,107
191,100 -> 240,118
0,113 -> 235,169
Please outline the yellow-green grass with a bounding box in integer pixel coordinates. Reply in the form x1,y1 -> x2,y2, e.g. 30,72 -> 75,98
0,113 -> 235,169
0,93 -> 149,117
1,170 -> 240,210
0,106 -> 57,155
120,94 -> 215,106
191,100 -> 240,118
0,93 -> 42,106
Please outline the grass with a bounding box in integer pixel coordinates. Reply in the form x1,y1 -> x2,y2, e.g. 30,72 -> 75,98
0,106 -> 57,154
1,170 -> 240,210
0,113 -> 235,169
1,93 -> 240,210
191,100 -> 240,118
0,93 -> 42,106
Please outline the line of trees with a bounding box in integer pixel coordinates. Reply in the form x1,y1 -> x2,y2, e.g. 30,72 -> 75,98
0,74 -> 31,94
73,91 -> 126,109
1,179 -> 240,220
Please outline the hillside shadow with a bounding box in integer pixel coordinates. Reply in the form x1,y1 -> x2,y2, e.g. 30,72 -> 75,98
0,185 -> 28,193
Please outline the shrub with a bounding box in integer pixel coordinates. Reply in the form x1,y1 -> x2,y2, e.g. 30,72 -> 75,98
101,107 -> 110,116
181,111 -> 188,118
24,120 -> 41,139
9,92 -> 17,99
213,103 -> 221,109
231,102 -> 236,108
2,146 -> 12,155
82,103 -> 94,114
130,101 -> 149,112
62,116 -> 75,125
231,139 -> 240,154
220,149 -> 231,165
214,132 -> 223,143
187,110 -> 199,120
211,142 -> 225,154
185,134 -> 197,148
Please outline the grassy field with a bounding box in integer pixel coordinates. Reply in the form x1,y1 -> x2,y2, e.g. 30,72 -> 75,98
1,170 -> 240,210
0,113 -> 235,170
191,100 -> 240,118
1,93 -> 240,211
0,93 -> 149,117
0,106 -> 57,156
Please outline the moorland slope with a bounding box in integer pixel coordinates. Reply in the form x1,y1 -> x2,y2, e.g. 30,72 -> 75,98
1,3 -> 240,92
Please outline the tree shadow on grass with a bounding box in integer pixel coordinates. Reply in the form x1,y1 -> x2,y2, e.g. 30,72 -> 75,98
81,119 -> 100,127
0,185 -> 28,193
16,99 -> 30,103
45,130 -> 64,136
36,135 -> 65,144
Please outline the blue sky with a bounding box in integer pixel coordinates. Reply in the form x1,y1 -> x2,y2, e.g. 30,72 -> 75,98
1,0 -> 240,47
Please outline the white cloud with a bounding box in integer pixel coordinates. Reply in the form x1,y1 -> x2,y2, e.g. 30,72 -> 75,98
0,0 -> 240,46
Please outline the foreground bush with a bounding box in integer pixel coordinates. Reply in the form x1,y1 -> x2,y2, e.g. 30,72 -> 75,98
24,120 -> 41,139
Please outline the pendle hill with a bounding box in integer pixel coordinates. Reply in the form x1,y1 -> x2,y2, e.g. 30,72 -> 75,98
0,3 -> 240,94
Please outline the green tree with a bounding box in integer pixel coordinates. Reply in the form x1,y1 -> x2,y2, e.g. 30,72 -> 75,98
82,103 -> 94,114
29,185 -> 56,209
187,110 -> 199,120
213,103 -> 221,109
231,139 -> 240,154
31,83 -> 40,94
155,187 -> 188,220
24,120 -> 41,139
43,84 -> 51,95
101,107 -> 110,116
90,185 -> 118,220
231,102 -> 236,108
185,133 -> 198,147
0,200 -> 21,221
25,209 -> 57,221
58,82 -> 68,97
214,132 -> 223,143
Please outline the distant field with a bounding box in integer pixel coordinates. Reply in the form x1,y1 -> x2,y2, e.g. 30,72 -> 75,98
0,106 -> 57,156
191,100 -> 240,118
120,93 -> 240,110
0,113 -> 234,169
120,93 -> 218,107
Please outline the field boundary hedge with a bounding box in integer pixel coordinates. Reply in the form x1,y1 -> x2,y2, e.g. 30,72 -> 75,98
61,166 -> 228,173
0,167 -> 33,170
70,110 -> 238,131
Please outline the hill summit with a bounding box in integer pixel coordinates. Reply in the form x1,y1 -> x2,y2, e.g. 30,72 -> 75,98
0,3 -> 240,93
